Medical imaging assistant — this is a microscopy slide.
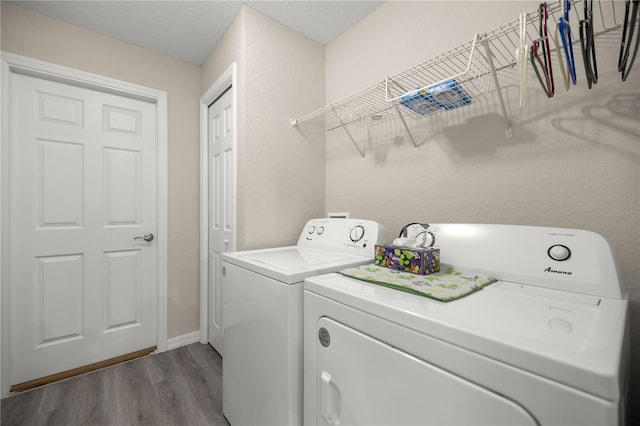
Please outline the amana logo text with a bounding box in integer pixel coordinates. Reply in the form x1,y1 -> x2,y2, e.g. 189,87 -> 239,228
544,267 -> 572,275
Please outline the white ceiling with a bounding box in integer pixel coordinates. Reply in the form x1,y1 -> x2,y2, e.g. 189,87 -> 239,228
8,0 -> 384,65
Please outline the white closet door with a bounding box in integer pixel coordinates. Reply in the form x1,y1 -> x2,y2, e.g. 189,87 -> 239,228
207,86 -> 235,355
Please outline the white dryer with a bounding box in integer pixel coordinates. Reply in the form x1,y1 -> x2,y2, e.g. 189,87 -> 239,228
304,224 -> 629,426
222,218 -> 387,426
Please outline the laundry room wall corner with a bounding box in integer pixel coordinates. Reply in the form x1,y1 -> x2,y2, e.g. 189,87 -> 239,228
242,6 -> 325,249
202,5 -> 246,256
203,5 -> 326,250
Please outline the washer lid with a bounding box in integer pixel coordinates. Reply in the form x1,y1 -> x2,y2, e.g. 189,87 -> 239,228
240,248 -> 348,269
223,246 -> 372,284
305,272 -> 628,401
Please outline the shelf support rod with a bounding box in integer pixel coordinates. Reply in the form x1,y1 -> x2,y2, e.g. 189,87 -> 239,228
342,125 -> 365,160
387,79 -> 418,153
481,38 -> 513,138
394,105 -> 419,153
332,107 -> 365,161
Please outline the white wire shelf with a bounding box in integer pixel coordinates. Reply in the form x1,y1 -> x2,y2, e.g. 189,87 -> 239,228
291,0 -> 623,158
291,81 -> 393,131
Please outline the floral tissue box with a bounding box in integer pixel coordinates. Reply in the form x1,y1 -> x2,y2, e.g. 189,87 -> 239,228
374,244 -> 440,275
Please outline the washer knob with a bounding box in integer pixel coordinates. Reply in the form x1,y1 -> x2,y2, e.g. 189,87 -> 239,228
350,225 -> 365,242
548,244 -> 571,261
317,226 -> 325,235
307,225 -> 315,234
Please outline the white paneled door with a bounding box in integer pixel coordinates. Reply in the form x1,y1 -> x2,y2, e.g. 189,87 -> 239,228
207,86 -> 235,355
9,73 -> 158,386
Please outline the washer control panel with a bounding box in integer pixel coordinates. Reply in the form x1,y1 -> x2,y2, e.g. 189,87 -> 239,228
297,218 -> 387,257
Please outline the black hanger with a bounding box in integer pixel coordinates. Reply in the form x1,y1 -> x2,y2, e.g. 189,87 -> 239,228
579,0 -> 598,88
531,2 -> 555,97
618,0 -> 640,81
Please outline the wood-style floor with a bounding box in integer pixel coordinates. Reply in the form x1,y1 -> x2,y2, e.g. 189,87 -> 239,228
1,342 -> 230,426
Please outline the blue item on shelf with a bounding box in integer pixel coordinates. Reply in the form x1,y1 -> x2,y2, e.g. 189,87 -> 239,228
430,79 -> 473,110
399,88 -> 441,116
399,79 -> 473,115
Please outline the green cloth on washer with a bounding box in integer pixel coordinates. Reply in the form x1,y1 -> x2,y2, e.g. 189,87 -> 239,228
337,264 -> 497,302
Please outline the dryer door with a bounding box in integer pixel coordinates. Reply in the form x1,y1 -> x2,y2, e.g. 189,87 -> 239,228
313,317 -> 537,426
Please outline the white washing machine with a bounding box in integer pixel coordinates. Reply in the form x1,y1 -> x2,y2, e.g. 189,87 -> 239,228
222,218 -> 387,426
304,224 -> 629,426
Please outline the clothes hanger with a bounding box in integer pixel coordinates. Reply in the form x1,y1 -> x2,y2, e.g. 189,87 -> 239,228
618,0 -> 640,81
531,41 -> 552,97
540,2 -> 553,87
530,2 -> 555,97
579,0 -> 599,88
558,0 -> 578,85
517,12 -> 529,106
554,19 -> 571,91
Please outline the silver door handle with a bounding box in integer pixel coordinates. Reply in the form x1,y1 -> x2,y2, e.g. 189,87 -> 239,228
134,233 -> 154,242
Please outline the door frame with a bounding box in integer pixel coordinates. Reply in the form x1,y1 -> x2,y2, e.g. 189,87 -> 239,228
199,63 -> 237,345
0,52 -> 169,396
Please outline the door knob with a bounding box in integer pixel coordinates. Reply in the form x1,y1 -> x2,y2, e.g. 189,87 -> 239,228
134,233 -> 154,242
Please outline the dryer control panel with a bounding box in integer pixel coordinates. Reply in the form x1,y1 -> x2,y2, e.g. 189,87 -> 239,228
427,223 -> 624,300
298,218 -> 387,257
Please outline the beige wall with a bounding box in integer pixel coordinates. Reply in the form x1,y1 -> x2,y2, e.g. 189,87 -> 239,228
203,6 -> 326,250
324,1 -> 639,423
1,3 -> 202,338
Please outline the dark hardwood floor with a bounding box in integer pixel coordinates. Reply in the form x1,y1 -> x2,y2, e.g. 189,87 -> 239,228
1,342 -> 230,426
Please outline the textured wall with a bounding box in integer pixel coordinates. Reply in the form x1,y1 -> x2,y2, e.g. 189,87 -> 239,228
1,3 -> 202,339
201,8 -> 245,91
324,1 -> 639,423
240,6 -> 326,249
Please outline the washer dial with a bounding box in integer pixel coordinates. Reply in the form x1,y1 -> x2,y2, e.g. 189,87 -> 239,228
350,225 -> 365,242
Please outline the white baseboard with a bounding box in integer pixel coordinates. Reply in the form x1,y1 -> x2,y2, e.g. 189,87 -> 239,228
167,331 -> 201,351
